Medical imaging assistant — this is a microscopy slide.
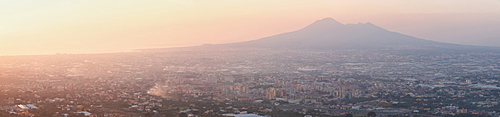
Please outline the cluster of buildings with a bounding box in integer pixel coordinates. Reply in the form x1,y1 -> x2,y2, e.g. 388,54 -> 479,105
0,48 -> 498,116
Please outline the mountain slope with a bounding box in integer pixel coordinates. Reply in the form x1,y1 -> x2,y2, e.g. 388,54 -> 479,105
223,18 -> 454,49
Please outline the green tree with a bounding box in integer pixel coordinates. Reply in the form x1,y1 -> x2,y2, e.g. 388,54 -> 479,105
367,111 -> 376,117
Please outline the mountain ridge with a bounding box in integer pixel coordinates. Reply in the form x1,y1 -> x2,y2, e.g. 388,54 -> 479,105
219,17 -> 456,50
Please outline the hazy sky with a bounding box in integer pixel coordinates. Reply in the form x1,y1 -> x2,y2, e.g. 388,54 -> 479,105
1,0 -> 500,55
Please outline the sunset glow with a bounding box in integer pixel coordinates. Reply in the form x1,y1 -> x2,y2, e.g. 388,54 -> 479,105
1,0 -> 499,55
3,1 -> 500,116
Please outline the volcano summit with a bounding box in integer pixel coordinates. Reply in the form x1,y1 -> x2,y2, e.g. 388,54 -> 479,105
223,18 -> 455,49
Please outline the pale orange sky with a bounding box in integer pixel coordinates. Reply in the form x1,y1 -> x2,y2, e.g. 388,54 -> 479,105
1,0 -> 500,55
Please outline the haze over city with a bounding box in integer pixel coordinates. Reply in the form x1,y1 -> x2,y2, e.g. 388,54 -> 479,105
3,1 -> 500,117
1,0 -> 500,55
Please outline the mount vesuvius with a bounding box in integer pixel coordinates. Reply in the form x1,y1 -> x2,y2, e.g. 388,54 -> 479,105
220,18 -> 459,50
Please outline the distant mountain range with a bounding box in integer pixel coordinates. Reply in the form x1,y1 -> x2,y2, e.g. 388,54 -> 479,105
221,18 -> 458,49
146,18 -> 499,53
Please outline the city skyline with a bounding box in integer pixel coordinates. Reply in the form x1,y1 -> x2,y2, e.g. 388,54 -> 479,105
2,1 -> 500,116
